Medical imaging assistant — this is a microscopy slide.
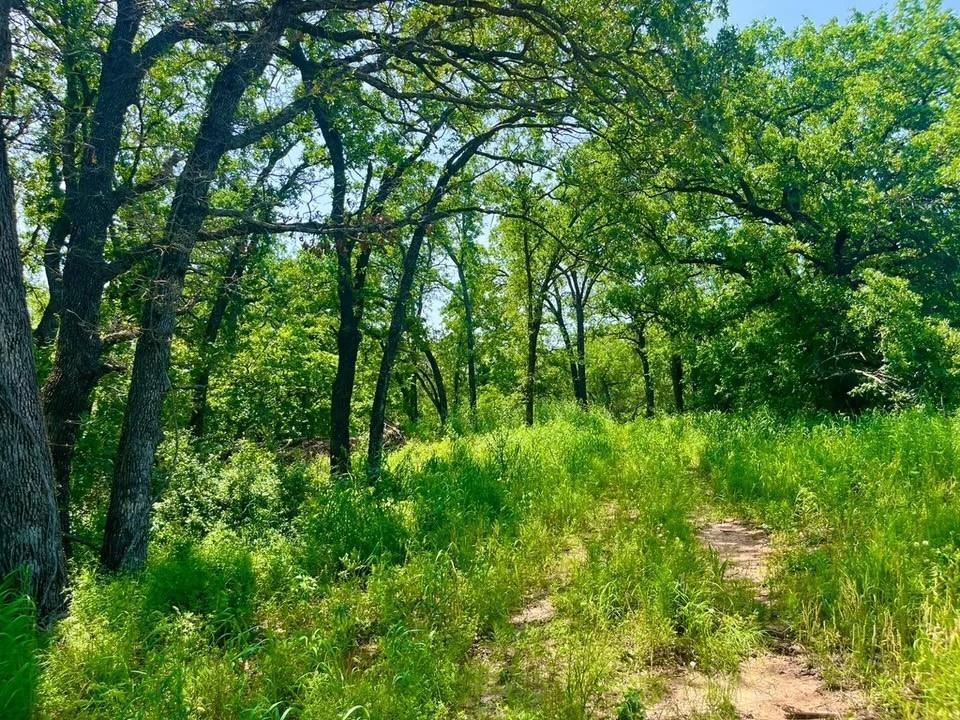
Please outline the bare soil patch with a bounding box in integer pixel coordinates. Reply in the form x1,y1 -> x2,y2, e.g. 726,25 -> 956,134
654,519 -> 865,720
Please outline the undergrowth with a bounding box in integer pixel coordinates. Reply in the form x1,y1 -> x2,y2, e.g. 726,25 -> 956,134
7,408 -> 960,718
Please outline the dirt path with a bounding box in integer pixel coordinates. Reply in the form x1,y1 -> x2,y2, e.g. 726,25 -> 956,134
654,520 -> 865,720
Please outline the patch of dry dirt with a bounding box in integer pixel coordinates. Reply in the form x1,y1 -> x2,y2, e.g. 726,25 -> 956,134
509,595 -> 556,626
699,519 -> 772,591
654,519 -> 865,720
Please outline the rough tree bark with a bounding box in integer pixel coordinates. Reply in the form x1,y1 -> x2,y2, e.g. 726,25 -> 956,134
101,2 -> 298,571
0,0 -> 67,624
38,0 -> 205,552
40,0 -> 149,556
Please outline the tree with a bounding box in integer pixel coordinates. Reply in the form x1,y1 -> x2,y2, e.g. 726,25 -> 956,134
101,0 -> 314,571
27,0 -> 247,552
0,0 -> 65,624
651,4 -> 960,409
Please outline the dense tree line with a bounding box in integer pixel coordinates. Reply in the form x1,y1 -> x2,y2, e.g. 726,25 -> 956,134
0,0 -> 957,624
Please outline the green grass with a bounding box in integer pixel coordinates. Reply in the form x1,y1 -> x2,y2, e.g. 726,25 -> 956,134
698,410 -> 960,719
0,583 -> 40,718
15,408 -> 960,718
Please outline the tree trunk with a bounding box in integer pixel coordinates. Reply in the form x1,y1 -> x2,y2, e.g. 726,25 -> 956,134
101,5 -> 293,571
41,253 -> 108,558
40,0 -> 147,552
522,219 -> 539,427
367,227 -> 430,474
547,286 -> 579,401
0,0 -> 67,624
330,279 -> 361,476
366,126 -> 505,476
189,238 -> 251,435
452,366 -> 462,413
401,372 -> 419,423
636,325 -> 654,418
573,292 -> 588,408
422,343 -> 448,424
524,317 -> 541,426
670,353 -> 685,413
452,254 -> 477,413
33,214 -> 69,347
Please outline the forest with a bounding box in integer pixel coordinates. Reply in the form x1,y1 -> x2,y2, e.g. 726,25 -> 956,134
1,0 -> 959,717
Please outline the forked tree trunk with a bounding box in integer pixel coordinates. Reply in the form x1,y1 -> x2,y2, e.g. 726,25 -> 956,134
41,0 -> 148,553
101,4 -> 295,571
421,344 -> 449,425
0,0 -> 67,624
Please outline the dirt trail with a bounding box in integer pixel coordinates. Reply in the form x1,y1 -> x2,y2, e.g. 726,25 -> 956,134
654,520 -> 864,720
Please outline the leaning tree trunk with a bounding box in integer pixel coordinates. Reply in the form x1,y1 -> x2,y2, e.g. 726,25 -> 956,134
0,0 -> 67,624
670,353 -> 685,414
367,225 -> 431,475
422,343 -> 449,425
366,125 -> 506,476
101,5 -> 293,571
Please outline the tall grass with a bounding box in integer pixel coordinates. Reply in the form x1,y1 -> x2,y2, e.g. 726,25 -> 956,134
0,583 -> 40,718
700,411 -> 960,718
23,408 -> 960,718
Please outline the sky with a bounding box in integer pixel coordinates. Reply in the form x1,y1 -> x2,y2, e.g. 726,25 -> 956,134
723,0 -> 960,30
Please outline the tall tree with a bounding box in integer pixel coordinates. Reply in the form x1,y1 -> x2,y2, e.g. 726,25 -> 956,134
101,0 -> 312,571
0,0 -> 65,624
33,0 -> 241,551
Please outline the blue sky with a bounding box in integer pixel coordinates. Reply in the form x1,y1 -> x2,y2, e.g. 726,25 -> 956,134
723,0 -> 960,29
